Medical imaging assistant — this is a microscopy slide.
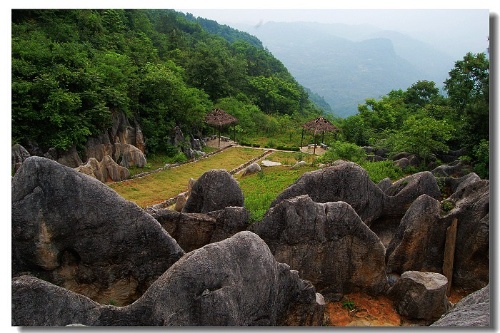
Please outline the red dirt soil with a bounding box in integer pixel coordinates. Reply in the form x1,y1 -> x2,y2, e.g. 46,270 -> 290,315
325,289 -> 469,327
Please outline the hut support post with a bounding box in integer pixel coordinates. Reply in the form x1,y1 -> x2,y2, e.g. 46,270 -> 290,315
218,126 -> 221,148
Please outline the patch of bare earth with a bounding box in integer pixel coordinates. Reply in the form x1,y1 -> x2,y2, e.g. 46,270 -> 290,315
325,289 -> 468,327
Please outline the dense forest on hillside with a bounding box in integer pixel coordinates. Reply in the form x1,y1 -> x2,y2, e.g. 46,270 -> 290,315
12,9 -> 323,155
12,9 -> 489,178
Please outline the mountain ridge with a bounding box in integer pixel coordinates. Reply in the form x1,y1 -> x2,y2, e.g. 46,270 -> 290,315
234,21 -> 457,117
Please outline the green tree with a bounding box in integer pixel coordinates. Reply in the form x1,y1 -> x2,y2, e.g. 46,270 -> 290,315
444,52 -> 489,149
404,80 -> 440,108
386,114 -> 453,163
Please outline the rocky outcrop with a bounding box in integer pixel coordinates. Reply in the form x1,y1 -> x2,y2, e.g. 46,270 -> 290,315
386,195 -> 447,274
385,174 -> 489,291
431,284 -> 490,327
270,161 -> 386,226
12,143 -> 30,174
182,169 -> 244,213
241,162 -> 261,176
113,143 -> 147,168
13,232 -> 324,326
446,176 -> 489,290
251,195 -> 387,299
151,207 -> 249,252
388,271 -> 451,321
75,155 -> 130,182
271,161 -> 441,227
12,156 -> 184,306
383,171 -> 441,218
432,160 -> 471,177
85,133 -> 146,169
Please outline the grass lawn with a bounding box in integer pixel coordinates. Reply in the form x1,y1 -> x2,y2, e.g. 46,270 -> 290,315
109,147 -> 265,208
236,164 -> 317,223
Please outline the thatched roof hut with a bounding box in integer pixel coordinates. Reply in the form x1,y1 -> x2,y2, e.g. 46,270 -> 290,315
205,108 -> 238,147
301,117 -> 339,154
302,117 -> 338,135
205,108 -> 238,127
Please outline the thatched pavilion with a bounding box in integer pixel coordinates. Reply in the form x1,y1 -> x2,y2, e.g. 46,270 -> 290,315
205,108 -> 238,148
301,117 -> 339,154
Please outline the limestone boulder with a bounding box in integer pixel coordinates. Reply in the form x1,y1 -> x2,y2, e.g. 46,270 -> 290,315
385,194 -> 447,274
393,157 -> 410,169
377,177 -> 392,193
431,284 -> 490,327
241,162 -> 261,177
75,155 -> 129,182
446,177 -> 489,290
12,275 -> 103,326
251,195 -> 387,298
386,174 -> 489,291
182,169 -> 244,213
207,207 -> 250,243
12,143 -> 30,174
151,207 -> 249,252
56,145 -> 83,168
84,133 -> 114,162
383,171 -> 441,218
113,143 -> 147,168
388,271 -> 451,321
270,161 -> 386,226
13,232 -> 325,326
432,160 -> 471,177
12,156 -> 184,306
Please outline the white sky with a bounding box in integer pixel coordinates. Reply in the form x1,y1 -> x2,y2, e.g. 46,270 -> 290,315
179,8 -> 490,60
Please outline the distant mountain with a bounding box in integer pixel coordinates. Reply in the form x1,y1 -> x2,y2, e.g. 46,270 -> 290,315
236,22 -> 457,117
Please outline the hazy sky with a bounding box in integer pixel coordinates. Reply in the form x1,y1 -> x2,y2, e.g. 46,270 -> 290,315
179,8 -> 490,60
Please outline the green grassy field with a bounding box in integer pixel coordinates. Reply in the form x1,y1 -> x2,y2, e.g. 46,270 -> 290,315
236,164 -> 317,222
109,147 -> 264,207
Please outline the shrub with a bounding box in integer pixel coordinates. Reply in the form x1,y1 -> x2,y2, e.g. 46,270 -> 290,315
319,140 -> 367,164
360,160 -> 405,183
473,139 -> 489,179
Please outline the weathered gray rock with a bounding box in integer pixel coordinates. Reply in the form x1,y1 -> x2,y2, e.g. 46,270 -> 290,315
377,177 -> 392,193
366,155 -> 386,162
270,161 -> 386,226
251,195 -> 387,298
386,174 -> 489,291
292,160 -> 308,169
432,160 -> 471,177
241,162 -> 261,176
393,157 -> 410,169
261,160 -> 281,167
84,134 -> 114,162
75,155 -> 130,182
12,156 -> 184,306
13,232 -> 324,326
383,171 -> 441,218
388,271 -> 451,321
12,143 -> 30,174
56,145 -> 83,168
113,143 -> 147,168
173,192 -> 188,212
207,207 -> 249,243
446,178 -> 489,290
151,207 -> 249,252
182,169 -> 244,213
392,152 -> 413,161
386,194 -> 447,274
431,284 -> 490,327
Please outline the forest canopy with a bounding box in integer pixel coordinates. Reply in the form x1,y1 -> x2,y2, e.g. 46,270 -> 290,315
12,9 -> 489,178
12,9 -> 323,154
